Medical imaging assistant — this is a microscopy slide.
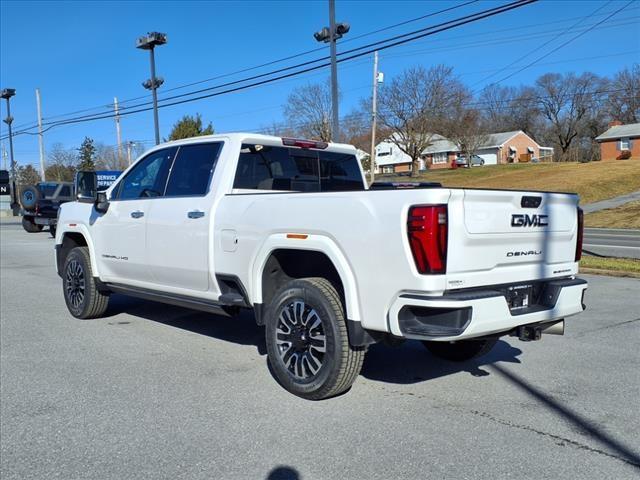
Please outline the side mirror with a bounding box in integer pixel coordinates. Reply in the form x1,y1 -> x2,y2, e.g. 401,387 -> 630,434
76,171 -> 97,203
95,191 -> 110,214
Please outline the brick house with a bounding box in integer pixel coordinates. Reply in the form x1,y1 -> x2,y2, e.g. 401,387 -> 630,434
374,131 -> 553,173
595,121 -> 640,160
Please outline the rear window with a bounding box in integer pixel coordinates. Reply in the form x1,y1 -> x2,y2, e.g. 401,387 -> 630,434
59,185 -> 71,197
38,183 -> 58,198
233,144 -> 364,192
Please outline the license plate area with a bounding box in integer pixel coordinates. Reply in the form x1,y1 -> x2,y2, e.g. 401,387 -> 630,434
506,284 -> 534,312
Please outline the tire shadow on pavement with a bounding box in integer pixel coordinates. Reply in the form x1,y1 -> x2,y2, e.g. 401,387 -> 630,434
360,339 -> 522,384
104,294 -> 267,355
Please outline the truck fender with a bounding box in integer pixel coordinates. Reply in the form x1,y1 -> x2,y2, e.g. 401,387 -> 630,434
251,233 -> 362,321
58,224 -> 101,278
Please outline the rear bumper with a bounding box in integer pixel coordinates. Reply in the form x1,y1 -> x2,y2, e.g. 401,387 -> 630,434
388,277 -> 587,341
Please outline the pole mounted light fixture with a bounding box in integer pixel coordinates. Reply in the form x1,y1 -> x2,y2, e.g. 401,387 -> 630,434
1,88 -> 17,182
136,32 -> 167,145
314,0 -> 349,142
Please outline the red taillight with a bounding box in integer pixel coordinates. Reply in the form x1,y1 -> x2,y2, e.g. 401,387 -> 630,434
407,205 -> 448,274
575,206 -> 584,261
282,137 -> 328,149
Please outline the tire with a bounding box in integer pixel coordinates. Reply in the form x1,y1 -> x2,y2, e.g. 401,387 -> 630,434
49,224 -> 56,238
19,185 -> 40,211
62,246 -> 109,319
265,277 -> 366,400
21,216 -> 43,233
422,338 -> 497,362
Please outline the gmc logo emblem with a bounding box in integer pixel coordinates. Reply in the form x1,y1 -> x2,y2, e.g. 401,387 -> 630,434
511,214 -> 548,227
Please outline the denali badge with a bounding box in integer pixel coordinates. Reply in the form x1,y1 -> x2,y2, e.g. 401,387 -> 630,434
511,214 -> 548,227
507,250 -> 542,257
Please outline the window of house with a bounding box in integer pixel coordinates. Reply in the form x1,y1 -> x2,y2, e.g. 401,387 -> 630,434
620,138 -> 630,150
165,143 -> 222,197
433,152 -> 447,164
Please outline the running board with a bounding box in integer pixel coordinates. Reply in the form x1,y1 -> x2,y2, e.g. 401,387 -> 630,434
105,283 -> 233,317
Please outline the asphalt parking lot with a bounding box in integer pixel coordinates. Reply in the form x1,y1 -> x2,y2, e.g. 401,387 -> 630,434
1,222 -> 639,480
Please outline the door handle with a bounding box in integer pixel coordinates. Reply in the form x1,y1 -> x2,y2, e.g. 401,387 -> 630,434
130,211 -> 144,219
187,210 -> 205,219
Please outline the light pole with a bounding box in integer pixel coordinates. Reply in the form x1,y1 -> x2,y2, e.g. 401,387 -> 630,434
314,0 -> 349,142
1,88 -> 16,180
136,32 -> 167,145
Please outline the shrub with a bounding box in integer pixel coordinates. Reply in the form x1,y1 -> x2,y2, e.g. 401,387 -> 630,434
616,150 -> 632,160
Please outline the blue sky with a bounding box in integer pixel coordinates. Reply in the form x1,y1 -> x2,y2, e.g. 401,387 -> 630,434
1,0 -> 639,169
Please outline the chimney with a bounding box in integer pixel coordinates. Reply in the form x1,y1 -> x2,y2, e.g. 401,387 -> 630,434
608,120 -> 623,128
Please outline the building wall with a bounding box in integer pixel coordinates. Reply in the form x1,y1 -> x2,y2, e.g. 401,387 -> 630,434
600,137 -> 640,160
499,132 -> 541,163
424,152 -> 455,170
394,163 -> 412,173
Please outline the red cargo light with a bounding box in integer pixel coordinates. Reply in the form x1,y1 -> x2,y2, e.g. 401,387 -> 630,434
407,205 -> 448,274
282,137 -> 328,149
575,206 -> 584,261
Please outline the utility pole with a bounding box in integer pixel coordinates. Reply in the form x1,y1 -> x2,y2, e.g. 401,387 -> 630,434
1,144 -> 7,171
126,141 -> 134,166
114,97 -> 123,166
314,2 -> 349,142
1,89 -> 16,180
35,89 -> 46,181
369,51 -> 379,184
328,0 -> 339,142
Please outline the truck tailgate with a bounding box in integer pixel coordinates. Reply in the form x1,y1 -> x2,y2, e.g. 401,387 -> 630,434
446,189 -> 579,285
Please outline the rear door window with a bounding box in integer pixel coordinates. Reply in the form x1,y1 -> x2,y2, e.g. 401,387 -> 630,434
234,144 -> 363,192
164,143 -> 222,197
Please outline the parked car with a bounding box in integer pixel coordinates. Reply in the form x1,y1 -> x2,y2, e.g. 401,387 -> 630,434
456,154 -> 485,167
55,133 -> 587,400
20,182 -> 74,237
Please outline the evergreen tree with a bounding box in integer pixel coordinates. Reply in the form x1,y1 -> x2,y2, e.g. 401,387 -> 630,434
77,137 -> 96,171
167,114 -> 214,141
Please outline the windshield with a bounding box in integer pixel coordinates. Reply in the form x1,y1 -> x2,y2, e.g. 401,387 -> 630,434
37,183 -> 59,198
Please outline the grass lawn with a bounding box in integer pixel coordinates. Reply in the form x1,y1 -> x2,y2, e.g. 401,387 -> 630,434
580,255 -> 640,277
585,201 -> 640,229
381,160 -> 640,204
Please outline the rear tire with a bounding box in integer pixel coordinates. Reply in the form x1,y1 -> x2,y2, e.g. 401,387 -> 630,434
265,277 -> 365,400
62,247 -> 109,319
422,338 -> 497,362
21,216 -> 43,233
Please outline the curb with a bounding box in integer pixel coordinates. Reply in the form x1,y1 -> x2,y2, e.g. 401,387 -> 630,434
580,267 -> 640,279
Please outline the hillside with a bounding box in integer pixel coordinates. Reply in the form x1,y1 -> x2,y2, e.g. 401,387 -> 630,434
383,160 -> 640,204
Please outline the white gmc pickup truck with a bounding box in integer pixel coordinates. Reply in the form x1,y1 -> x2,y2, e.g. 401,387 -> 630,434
55,133 -> 587,400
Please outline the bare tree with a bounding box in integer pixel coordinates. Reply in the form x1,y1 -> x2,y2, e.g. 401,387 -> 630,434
535,72 -> 606,160
95,143 -> 127,170
284,82 -> 333,141
377,65 -> 468,176
445,109 -> 489,161
479,84 -> 543,139
606,64 -> 640,124
46,143 -> 77,181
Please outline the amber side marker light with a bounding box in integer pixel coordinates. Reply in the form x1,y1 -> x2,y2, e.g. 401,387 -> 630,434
287,234 -> 309,240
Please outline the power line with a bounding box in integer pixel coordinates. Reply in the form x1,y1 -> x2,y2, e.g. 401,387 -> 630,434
2,0 -> 537,139
485,0 -> 635,88
12,0 -> 480,130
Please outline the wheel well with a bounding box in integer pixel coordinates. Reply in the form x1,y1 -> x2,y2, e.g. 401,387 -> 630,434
261,249 -> 345,316
57,232 -> 88,276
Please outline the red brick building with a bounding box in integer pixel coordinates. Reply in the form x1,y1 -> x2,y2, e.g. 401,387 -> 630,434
595,121 -> 640,160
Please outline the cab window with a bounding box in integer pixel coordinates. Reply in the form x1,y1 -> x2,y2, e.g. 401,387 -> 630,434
116,147 -> 176,200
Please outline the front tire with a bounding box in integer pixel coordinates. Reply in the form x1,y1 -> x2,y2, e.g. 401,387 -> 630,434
49,224 -> 57,238
22,216 -> 43,233
265,278 -> 365,400
422,338 -> 497,362
62,247 -> 109,319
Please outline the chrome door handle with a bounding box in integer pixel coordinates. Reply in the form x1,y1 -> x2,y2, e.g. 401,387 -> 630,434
188,210 -> 205,219
130,211 -> 144,219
